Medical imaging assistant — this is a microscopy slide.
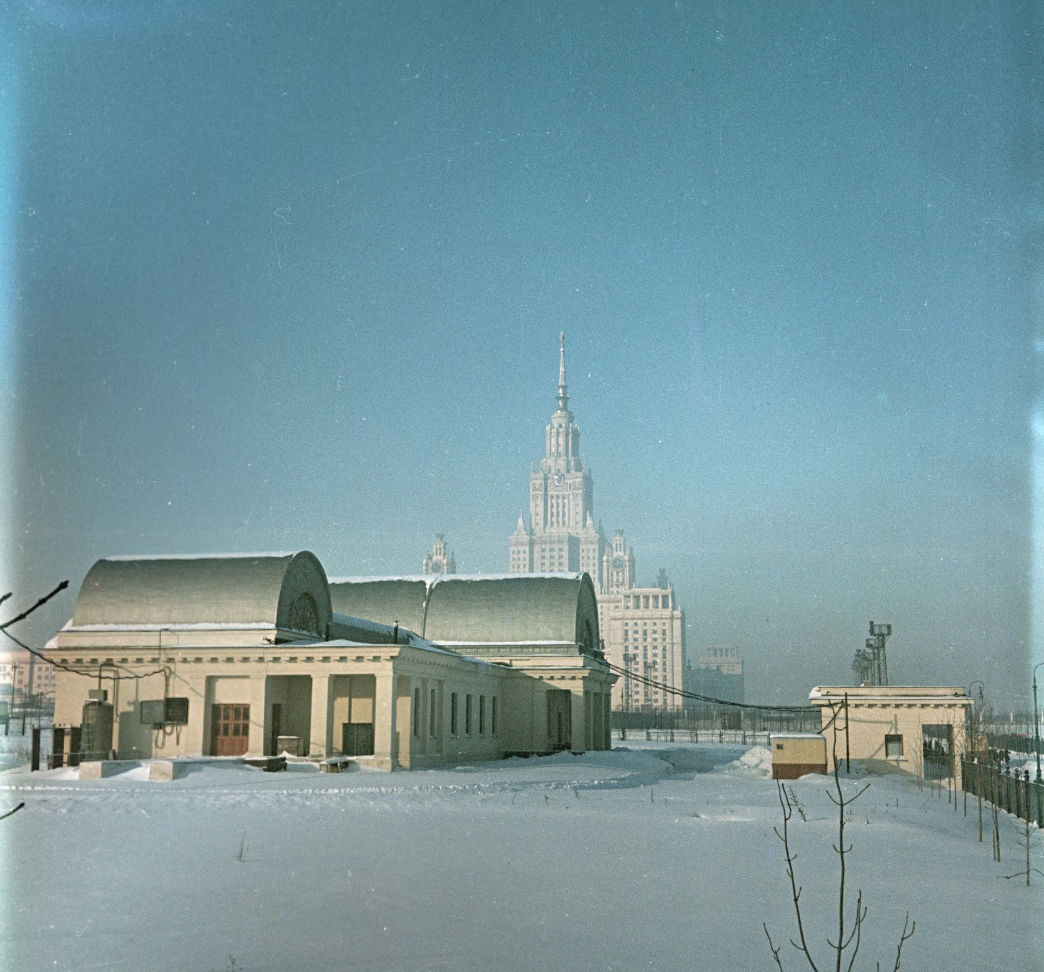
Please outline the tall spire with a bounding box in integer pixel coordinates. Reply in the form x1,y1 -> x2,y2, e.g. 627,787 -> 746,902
556,332 -> 569,410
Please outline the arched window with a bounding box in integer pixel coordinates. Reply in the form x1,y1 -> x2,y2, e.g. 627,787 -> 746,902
581,618 -> 595,653
288,592 -> 320,636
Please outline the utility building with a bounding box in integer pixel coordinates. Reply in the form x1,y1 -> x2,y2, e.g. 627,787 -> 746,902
47,553 -> 614,770
809,685 -> 973,786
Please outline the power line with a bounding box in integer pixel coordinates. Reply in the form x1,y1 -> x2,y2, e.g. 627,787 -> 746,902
603,660 -> 814,713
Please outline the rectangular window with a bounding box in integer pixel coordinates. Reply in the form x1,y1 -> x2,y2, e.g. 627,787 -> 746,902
479,695 -> 486,734
492,697 -> 498,735
885,734 -> 904,758
451,693 -> 458,736
413,687 -> 420,737
465,694 -> 473,734
429,688 -> 436,737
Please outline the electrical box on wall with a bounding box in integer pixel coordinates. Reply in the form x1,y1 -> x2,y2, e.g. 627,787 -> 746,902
140,698 -> 189,726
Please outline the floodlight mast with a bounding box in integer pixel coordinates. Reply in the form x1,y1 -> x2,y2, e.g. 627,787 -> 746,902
869,621 -> 892,687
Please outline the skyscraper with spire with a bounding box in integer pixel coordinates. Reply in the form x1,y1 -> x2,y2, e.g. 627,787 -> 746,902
509,334 -> 685,710
509,334 -> 606,579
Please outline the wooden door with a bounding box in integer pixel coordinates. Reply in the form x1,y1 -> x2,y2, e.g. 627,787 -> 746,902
342,722 -> 374,756
211,704 -> 250,756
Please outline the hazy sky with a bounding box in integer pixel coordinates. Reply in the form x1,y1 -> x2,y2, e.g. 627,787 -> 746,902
2,1 -> 1040,706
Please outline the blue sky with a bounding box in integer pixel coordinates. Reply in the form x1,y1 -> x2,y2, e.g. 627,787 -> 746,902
3,1 -> 1039,705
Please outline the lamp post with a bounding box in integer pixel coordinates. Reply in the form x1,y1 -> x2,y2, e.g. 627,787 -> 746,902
622,650 -> 637,741
1033,663 -> 1044,784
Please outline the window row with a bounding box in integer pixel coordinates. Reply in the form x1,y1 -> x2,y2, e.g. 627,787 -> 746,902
448,692 -> 497,738
622,594 -> 671,609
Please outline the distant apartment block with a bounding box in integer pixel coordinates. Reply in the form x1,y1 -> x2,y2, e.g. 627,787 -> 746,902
685,645 -> 745,707
0,650 -> 55,701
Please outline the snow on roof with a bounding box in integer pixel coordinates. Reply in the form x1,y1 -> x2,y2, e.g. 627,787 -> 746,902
65,622 -> 278,632
104,552 -> 300,562
326,571 -> 586,587
809,685 -> 971,703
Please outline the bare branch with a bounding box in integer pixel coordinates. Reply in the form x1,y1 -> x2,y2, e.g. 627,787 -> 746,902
0,802 -> 25,821
772,780 -> 820,972
0,581 -> 69,631
764,924 -> 785,972
888,915 -> 915,972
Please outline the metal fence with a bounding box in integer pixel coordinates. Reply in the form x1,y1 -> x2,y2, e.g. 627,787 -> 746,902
960,757 -> 1044,829
611,706 -> 821,737
615,725 -> 777,747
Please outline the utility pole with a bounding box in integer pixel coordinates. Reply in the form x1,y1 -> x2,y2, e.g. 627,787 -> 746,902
622,650 -> 637,741
1033,663 -> 1043,784
844,691 -> 850,773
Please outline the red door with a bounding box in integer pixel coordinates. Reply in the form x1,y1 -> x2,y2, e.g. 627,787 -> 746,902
211,704 -> 250,756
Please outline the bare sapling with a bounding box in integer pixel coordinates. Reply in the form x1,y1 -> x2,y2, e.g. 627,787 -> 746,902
1002,797 -> 1042,887
763,703 -> 915,972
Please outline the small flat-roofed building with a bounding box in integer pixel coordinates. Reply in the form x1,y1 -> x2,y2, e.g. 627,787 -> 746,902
809,686 -> 973,786
770,733 -> 827,780
48,553 -> 615,770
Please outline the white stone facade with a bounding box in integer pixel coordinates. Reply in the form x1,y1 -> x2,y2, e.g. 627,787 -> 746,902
422,534 -> 456,575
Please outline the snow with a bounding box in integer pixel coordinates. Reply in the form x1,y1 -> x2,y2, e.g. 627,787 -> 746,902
327,572 -> 587,587
103,552 -> 300,562
0,737 -> 1039,972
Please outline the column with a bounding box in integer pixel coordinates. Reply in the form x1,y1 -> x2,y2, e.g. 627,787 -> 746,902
181,674 -> 209,757
308,674 -> 332,759
247,676 -> 268,757
396,676 -> 413,770
372,670 -> 398,771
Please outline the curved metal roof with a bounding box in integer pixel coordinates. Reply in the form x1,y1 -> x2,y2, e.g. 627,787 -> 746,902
72,552 -> 332,636
328,573 -> 600,650
328,579 -> 429,634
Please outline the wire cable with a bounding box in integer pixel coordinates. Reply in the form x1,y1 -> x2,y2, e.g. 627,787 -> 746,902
604,660 -> 817,714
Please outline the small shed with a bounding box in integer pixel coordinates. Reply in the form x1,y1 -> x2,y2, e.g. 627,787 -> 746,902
770,733 -> 827,780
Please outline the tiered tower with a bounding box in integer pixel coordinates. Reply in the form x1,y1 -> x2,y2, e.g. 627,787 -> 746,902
422,534 -> 456,575
509,334 -> 605,580
508,335 -> 685,710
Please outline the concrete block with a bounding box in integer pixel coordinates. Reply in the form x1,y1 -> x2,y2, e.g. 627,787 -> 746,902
78,760 -> 121,779
148,760 -> 185,781
320,758 -> 355,773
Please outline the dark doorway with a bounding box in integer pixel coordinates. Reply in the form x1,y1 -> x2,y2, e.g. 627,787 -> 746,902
211,704 -> 250,756
342,722 -> 374,756
922,724 -> 953,780
546,690 -> 572,751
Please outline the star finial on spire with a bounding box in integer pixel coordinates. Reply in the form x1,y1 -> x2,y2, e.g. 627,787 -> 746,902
557,332 -> 569,410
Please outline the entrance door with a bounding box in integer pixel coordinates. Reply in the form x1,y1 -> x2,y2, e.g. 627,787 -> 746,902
546,690 -> 572,751
211,704 -> 250,756
342,722 -> 374,756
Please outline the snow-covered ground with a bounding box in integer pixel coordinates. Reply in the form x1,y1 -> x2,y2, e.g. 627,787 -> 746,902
0,737 -> 1039,972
